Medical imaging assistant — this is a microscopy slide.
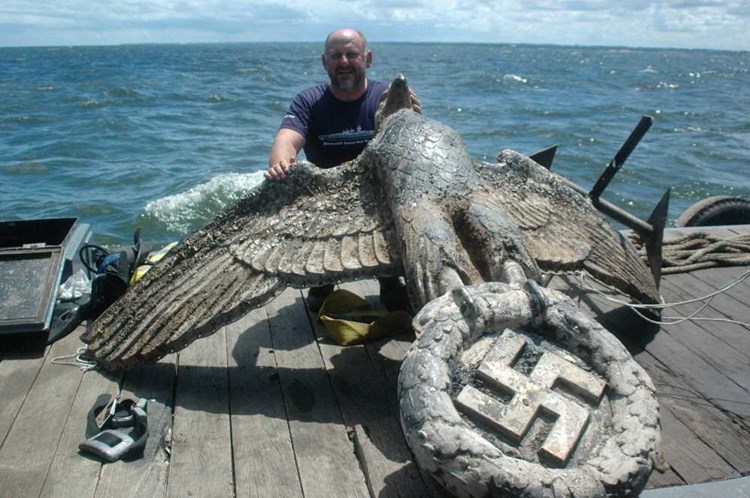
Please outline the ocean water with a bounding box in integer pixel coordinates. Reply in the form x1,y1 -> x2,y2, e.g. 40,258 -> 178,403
1,43 -> 748,245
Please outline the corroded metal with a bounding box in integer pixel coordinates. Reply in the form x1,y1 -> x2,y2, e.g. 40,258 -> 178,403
82,76 -> 658,370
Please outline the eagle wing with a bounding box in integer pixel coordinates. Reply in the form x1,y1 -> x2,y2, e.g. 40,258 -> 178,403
82,160 -> 402,370
475,150 -> 659,304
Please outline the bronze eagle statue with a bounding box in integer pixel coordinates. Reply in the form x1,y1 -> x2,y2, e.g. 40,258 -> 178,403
82,76 -> 658,370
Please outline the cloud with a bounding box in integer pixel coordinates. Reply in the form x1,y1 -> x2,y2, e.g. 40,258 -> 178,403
0,0 -> 747,49
652,0 -> 750,33
523,0 -> 647,11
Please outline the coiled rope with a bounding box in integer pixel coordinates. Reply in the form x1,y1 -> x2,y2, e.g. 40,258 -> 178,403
51,346 -> 98,371
628,231 -> 750,274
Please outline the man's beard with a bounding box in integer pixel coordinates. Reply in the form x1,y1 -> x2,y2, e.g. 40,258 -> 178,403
329,68 -> 365,91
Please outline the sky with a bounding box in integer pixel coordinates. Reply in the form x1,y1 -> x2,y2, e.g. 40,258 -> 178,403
1,0 -> 748,51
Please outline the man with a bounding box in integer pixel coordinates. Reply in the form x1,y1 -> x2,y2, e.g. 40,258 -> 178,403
265,28 -> 418,312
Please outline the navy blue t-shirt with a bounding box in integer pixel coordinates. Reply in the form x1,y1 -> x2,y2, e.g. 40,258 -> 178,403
280,80 -> 389,168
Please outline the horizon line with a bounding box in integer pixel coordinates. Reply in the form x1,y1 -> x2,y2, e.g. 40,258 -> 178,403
1,39 -> 747,54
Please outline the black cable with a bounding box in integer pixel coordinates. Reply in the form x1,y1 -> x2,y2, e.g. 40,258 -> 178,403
79,244 -> 110,274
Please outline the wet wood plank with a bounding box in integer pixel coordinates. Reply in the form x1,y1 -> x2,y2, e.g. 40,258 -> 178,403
225,307 -> 303,498
40,366 -> 119,498
167,329 -> 234,498
0,331 -> 86,498
0,335 -> 49,447
657,403 -> 740,484
317,280 -> 430,498
94,355 -> 176,498
266,287 -> 369,498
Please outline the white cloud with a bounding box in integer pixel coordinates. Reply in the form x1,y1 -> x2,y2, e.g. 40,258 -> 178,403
0,0 -> 747,49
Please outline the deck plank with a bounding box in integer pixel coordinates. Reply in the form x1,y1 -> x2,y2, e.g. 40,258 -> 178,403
573,274 -> 750,420
657,403 -> 740,484
342,278 -> 408,405
689,266 -> 750,304
167,329 -> 234,498
346,280 -> 455,498
266,287 -> 369,498
645,467 -> 686,489
0,331 -> 86,498
662,272 -> 750,352
352,279 -> 416,399
315,280 -> 430,498
636,350 -> 750,476
94,355 -> 176,498
640,311 -> 749,420
0,335 -> 49,447
225,307 -> 303,498
657,281 -> 750,393
40,363 -> 119,498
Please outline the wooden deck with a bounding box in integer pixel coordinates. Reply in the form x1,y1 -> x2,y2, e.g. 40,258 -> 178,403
1,226 -> 749,497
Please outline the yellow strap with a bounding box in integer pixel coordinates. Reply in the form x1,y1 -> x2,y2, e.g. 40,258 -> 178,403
146,241 -> 178,264
129,241 -> 178,285
129,264 -> 152,286
317,289 -> 412,346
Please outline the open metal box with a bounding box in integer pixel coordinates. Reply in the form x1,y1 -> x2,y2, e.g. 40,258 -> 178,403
0,218 -> 91,335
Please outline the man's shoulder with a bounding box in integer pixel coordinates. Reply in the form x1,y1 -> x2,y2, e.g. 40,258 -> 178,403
294,83 -> 331,105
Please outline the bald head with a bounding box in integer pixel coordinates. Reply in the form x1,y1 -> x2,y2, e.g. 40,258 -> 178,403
324,28 -> 368,54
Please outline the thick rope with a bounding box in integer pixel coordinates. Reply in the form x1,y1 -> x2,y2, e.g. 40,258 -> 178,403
628,231 -> 750,274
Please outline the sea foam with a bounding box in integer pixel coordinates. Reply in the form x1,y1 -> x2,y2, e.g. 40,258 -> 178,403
143,171 -> 265,234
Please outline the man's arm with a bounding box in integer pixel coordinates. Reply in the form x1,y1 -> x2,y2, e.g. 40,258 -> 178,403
266,128 -> 305,181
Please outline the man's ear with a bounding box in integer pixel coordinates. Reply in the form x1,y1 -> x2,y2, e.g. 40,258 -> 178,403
321,53 -> 327,68
366,50 -> 372,68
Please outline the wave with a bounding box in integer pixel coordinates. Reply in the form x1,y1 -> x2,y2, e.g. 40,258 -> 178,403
141,171 -> 265,235
502,74 -> 529,84
656,81 -> 679,89
4,161 -> 50,174
205,94 -> 230,102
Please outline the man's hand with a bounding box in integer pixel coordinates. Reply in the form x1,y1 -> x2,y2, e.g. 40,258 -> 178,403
265,157 -> 295,181
409,89 -> 422,114
266,128 -> 304,181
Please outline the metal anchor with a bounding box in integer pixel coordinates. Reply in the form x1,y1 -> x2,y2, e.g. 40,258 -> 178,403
530,115 -> 670,287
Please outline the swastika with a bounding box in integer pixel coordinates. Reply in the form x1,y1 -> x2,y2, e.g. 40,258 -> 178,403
455,329 -> 606,465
